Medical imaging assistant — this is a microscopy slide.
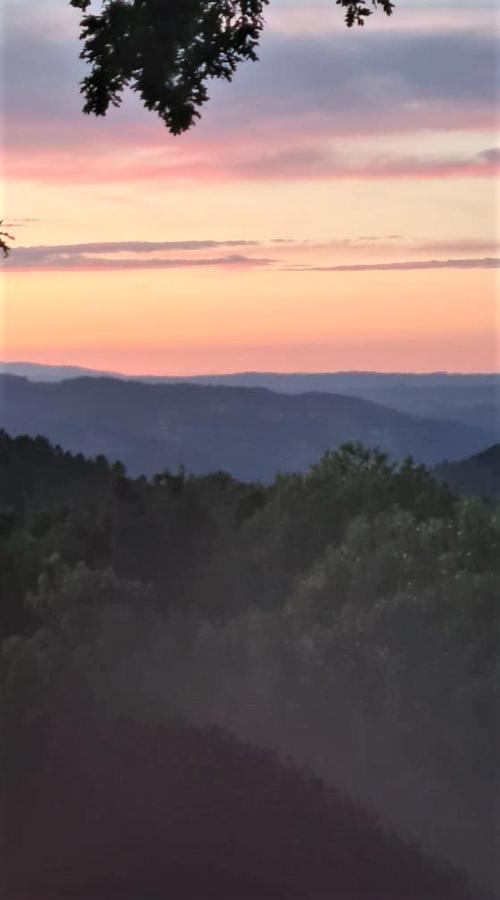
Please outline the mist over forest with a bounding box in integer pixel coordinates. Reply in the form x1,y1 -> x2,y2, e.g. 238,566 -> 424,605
2,429 -> 498,898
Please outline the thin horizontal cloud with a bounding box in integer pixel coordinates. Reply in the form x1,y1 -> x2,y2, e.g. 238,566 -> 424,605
3,217 -> 45,227
286,258 -> 500,273
7,142 -> 500,186
298,237 -> 500,254
6,239 -> 499,274
265,236 -> 500,255
412,239 -> 500,255
233,147 -> 500,181
4,248 -> 275,272
11,239 -> 261,256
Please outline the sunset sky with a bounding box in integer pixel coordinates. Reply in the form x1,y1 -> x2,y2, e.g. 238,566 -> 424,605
2,0 -> 499,374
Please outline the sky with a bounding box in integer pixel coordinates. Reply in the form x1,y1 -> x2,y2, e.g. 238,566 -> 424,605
1,0 -> 499,374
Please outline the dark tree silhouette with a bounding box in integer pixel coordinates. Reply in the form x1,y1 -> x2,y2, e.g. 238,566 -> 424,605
69,0 -> 395,135
0,221 -> 14,257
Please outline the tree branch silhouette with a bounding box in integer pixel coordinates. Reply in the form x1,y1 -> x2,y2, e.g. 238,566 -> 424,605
1,2 -> 396,255
69,0 -> 395,135
0,222 -> 14,258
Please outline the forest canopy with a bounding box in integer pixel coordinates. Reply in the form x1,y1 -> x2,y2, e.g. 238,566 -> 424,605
1,431 -> 498,894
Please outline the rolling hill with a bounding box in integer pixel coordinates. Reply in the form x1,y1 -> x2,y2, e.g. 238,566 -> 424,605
2,362 -> 498,436
435,444 -> 500,501
0,374 -> 495,480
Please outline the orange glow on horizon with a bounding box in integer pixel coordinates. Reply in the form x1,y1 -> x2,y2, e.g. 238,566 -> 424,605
3,266 -> 498,375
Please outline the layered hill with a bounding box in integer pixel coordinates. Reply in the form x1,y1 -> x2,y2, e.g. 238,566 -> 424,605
2,362 -> 498,436
435,444 -> 500,501
0,374 -> 495,480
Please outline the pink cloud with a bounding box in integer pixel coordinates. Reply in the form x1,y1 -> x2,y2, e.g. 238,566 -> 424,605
6,136 -> 499,186
4,25 -> 498,187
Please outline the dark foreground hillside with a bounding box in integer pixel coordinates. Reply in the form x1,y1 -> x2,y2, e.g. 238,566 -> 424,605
1,432 -> 498,896
5,714 -> 473,900
0,374 -> 495,480
435,444 -> 500,501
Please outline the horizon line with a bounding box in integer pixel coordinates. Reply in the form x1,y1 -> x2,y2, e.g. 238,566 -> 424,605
2,360 -> 500,379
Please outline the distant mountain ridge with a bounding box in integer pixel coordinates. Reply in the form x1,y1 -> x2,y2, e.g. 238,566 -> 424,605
2,360 -> 498,385
2,361 -> 498,437
0,361 -> 124,381
0,374 -> 496,481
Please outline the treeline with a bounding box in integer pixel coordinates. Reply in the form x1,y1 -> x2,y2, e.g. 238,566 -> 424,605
1,431 -> 499,896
